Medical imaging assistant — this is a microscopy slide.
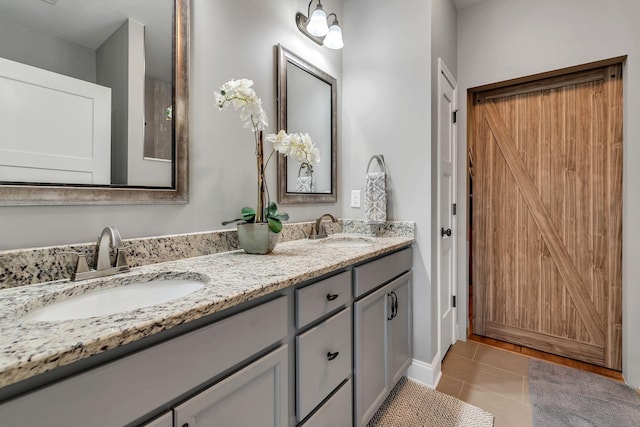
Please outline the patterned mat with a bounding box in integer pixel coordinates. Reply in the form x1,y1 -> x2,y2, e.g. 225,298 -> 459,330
368,377 -> 494,427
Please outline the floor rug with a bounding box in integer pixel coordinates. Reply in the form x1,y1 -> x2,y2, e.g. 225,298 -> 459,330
529,359 -> 640,426
368,377 -> 494,426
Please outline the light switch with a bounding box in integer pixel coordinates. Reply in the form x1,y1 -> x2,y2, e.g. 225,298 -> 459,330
351,190 -> 361,208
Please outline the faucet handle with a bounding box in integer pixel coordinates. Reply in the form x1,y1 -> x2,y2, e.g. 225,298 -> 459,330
115,247 -> 130,269
56,250 -> 91,276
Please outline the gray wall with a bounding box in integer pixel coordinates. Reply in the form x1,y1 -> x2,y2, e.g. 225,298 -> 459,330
0,0 -> 342,251
457,0 -> 640,387
0,16 -> 96,82
342,0 -> 435,372
97,20 -> 130,185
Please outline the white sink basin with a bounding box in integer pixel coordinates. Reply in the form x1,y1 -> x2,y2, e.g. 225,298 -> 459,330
22,279 -> 205,322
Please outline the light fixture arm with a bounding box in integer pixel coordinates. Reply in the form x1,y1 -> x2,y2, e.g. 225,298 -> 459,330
326,12 -> 339,26
307,0 -> 321,17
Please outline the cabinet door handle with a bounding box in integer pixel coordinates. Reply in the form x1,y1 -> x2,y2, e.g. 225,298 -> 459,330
388,291 -> 398,320
326,293 -> 339,301
392,291 -> 398,319
387,293 -> 395,320
327,351 -> 339,361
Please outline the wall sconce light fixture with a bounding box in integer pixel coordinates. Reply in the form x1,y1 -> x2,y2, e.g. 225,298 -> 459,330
296,0 -> 344,49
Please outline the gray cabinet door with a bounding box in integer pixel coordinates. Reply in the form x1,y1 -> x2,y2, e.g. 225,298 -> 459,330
354,284 -> 390,427
174,345 -> 288,427
388,272 -> 412,385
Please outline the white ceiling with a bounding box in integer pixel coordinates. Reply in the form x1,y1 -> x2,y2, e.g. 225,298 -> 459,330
453,0 -> 488,10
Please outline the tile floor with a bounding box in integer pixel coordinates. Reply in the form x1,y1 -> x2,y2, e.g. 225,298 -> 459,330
436,340 -> 533,427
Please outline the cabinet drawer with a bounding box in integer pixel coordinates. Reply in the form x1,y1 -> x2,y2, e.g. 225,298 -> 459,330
354,247 -> 412,298
302,379 -> 352,427
296,307 -> 352,421
296,270 -> 351,328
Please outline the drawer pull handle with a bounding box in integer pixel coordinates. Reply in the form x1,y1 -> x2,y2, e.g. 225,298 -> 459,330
327,351 -> 340,361
326,293 -> 339,301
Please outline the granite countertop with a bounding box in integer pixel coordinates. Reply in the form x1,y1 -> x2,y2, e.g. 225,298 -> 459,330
0,234 -> 413,389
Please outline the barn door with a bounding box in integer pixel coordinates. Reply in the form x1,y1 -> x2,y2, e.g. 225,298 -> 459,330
470,62 -> 623,370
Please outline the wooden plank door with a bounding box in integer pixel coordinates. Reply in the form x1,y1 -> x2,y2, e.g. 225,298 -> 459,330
470,63 -> 623,370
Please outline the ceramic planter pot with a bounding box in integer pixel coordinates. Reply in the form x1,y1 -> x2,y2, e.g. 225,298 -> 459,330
237,223 -> 279,254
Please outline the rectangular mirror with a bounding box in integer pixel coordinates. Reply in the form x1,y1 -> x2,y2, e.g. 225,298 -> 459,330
0,0 -> 189,205
276,45 -> 337,203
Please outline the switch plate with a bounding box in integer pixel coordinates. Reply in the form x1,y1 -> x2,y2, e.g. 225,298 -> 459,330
350,190 -> 361,208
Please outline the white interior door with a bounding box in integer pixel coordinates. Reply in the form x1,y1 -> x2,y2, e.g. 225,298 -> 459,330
0,56 -> 111,185
437,58 -> 457,359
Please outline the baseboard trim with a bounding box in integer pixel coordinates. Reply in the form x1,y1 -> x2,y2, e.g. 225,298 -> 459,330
406,352 -> 442,388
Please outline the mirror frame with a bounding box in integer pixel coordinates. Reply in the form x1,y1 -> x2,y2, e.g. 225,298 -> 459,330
0,0 -> 189,206
276,45 -> 337,204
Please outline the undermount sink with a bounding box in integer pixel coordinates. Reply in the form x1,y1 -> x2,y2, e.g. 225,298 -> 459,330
313,234 -> 376,247
22,279 -> 205,322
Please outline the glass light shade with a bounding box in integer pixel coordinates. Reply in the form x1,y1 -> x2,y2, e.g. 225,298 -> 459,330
323,24 -> 343,49
307,8 -> 329,37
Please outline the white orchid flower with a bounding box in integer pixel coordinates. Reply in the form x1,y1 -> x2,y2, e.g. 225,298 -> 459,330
215,79 -> 269,131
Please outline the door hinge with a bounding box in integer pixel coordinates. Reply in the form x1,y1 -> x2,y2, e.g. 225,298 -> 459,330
452,203 -> 457,215
452,110 -> 458,124
452,295 -> 457,308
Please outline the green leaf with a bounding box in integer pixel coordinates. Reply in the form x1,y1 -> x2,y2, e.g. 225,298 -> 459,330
267,217 -> 283,233
271,212 -> 289,221
265,202 -> 278,217
264,202 -> 289,224
241,207 -> 255,216
241,207 -> 256,222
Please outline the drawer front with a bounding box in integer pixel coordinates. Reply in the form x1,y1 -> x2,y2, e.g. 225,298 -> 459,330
302,379 -> 352,427
296,270 -> 351,328
354,247 -> 412,298
296,307 -> 352,421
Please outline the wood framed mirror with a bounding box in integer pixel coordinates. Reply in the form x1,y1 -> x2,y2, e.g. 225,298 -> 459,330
276,44 -> 337,203
0,0 -> 189,205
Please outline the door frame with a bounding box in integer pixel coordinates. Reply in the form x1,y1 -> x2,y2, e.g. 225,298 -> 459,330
436,57 -> 458,360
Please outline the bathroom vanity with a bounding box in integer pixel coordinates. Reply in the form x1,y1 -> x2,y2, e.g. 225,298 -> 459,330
0,233 -> 413,426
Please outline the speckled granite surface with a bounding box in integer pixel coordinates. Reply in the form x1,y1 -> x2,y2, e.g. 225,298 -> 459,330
340,219 -> 414,237
0,220 -> 413,289
0,220 -> 414,388
0,222 -> 309,290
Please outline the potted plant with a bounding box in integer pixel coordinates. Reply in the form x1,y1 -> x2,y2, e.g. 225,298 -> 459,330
216,79 -> 320,254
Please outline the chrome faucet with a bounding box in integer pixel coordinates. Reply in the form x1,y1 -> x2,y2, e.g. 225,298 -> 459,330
65,226 -> 130,281
96,226 -> 124,270
309,213 -> 338,239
